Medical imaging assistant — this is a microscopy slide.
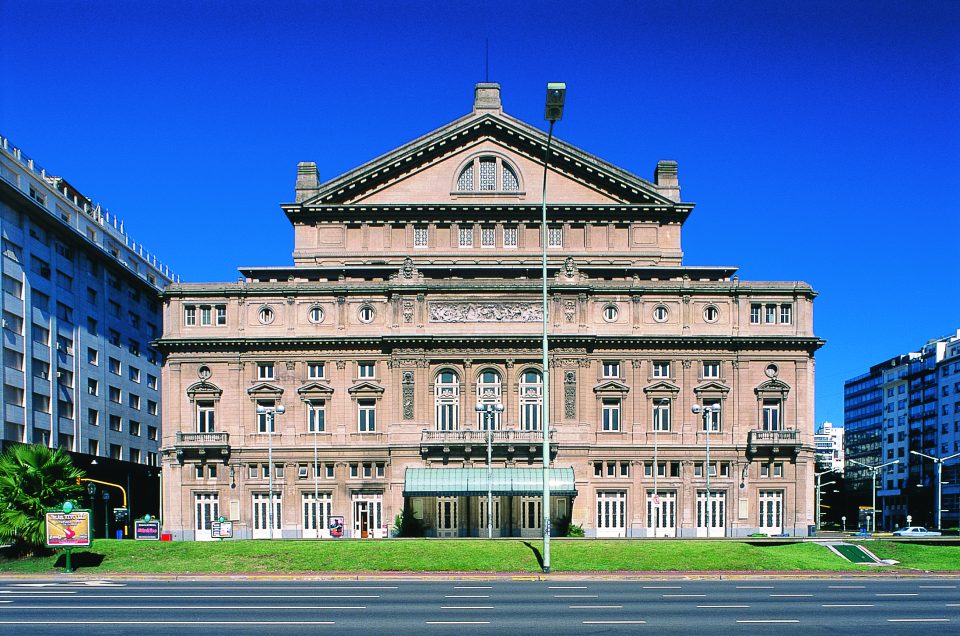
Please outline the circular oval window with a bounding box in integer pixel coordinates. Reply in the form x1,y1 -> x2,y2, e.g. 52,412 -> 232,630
653,305 -> 669,323
358,304 -> 375,323
308,305 -> 324,323
602,304 -> 619,323
703,305 -> 719,323
258,306 -> 275,325
764,363 -> 779,378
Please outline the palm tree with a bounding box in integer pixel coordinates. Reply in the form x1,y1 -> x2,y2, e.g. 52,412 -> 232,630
0,444 -> 85,554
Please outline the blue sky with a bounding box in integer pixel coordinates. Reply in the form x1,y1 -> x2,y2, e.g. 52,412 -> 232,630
2,1 -> 958,426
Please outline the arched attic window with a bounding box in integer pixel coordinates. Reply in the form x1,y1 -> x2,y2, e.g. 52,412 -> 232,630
455,155 -> 521,193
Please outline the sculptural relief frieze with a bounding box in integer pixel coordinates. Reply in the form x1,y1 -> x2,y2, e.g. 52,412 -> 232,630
429,302 -> 543,323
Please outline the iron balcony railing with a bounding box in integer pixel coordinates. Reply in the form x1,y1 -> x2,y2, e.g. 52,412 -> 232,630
748,429 -> 801,444
176,431 -> 230,446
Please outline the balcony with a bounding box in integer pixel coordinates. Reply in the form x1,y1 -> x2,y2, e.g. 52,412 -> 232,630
174,431 -> 230,462
747,429 -> 801,457
420,429 -> 557,462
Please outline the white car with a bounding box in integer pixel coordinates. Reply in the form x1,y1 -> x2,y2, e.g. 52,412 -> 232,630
892,526 -> 942,537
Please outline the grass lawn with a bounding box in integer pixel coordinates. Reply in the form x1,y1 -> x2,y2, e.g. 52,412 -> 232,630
858,541 -> 960,571
0,539 -> 879,575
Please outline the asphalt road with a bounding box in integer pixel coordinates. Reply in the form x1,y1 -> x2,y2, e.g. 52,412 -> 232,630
0,577 -> 957,634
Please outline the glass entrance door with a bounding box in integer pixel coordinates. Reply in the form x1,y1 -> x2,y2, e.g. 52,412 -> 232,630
646,490 -> 676,537
194,493 -> 219,541
436,497 -> 459,537
759,490 -> 783,535
352,493 -> 383,538
478,497 -> 500,537
252,492 -> 281,538
696,490 -> 726,537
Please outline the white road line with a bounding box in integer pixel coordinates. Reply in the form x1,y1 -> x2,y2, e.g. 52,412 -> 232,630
0,601 -> 11,604
0,594 -> 380,599
822,604 -> 875,608
0,591 -> 78,595
920,585 -> 957,589
554,594 -> 599,598
569,605 -> 624,609
828,586 -> 865,589
948,604 -> 960,607
877,593 -> 919,597
771,594 -> 813,597
643,586 -> 681,589
736,586 -> 774,589
888,619 -> 950,623
737,620 -> 800,624
583,620 -> 646,625
549,586 -> 588,589
444,595 -> 490,599
441,606 -> 494,610
453,586 -> 492,590
0,621 -> 336,626
697,605 -> 750,608
426,621 -> 490,625
662,594 -> 707,598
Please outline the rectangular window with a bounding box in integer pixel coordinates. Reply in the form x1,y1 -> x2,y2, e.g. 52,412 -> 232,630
109,386 -> 121,403
479,157 -> 496,190
779,304 -> 792,324
602,361 -> 620,378
358,361 -> 375,379
215,305 -> 227,325
197,401 -> 215,432
702,361 -> 720,379
87,317 -> 98,336
128,339 -> 139,356
147,400 -> 158,415
481,227 -> 495,247
652,361 -> 670,378
2,311 -> 23,335
548,226 -> 563,247
147,374 -> 157,390
200,306 -> 212,326
2,273 -> 23,299
257,363 -> 274,380
184,306 -> 196,326
602,398 -> 621,431
503,226 -> 518,247
762,399 -> 781,430
307,400 -> 325,432
765,304 -> 776,324
257,400 -> 277,433
109,415 -> 122,432
358,399 -> 376,432
147,425 -> 158,441
87,378 -> 98,396
414,227 -> 428,248
108,300 -> 121,318
108,329 -> 120,346
128,366 -> 140,383
653,399 -> 671,432
129,311 -> 140,328
308,362 -> 325,379
702,398 -> 722,432
109,357 -> 121,375
88,439 -> 99,456
750,303 -> 761,324
88,408 -> 99,426
773,463 -> 783,477
130,421 -> 141,436
458,226 -> 473,247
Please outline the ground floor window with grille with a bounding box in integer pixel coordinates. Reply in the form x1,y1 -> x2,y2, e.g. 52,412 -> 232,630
520,496 -> 541,536
194,492 -> 219,541
596,490 -> 627,537
252,492 -> 282,538
646,490 -> 677,537
696,490 -> 726,537
758,489 -> 784,535
352,492 -> 383,538
478,497 -> 501,536
302,492 -> 332,538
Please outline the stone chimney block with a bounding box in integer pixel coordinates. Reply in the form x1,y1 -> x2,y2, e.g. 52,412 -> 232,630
654,160 -> 680,202
474,83 -> 502,112
296,161 -> 320,203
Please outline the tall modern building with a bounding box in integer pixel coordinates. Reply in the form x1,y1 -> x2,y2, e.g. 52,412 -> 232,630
814,421 -> 844,472
159,84 -> 822,540
844,328 -> 960,529
1,134 -> 174,526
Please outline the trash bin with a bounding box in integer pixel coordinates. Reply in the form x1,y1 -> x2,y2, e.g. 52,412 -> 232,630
160,533 -> 173,541
115,529 -> 123,540
808,524 -> 817,537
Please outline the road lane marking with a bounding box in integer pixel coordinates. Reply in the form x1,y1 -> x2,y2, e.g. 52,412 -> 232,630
583,620 -> 646,625
569,605 -> 624,609
554,594 -> 599,598
0,591 -> 78,595
426,621 -> 490,625
822,604 -> 874,608
948,604 -> 960,607
441,606 -> 494,610
877,593 -> 919,597
643,586 -> 681,589
697,605 -> 750,608
0,606 -> 366,610
444,595 -> 490,599
888,619 -> 950,623
771,594 -> 813,598
737,620 -> 800,624
736,586 -> 773,589
0,621 -> 336,625
662,594 -> 707,598
8,594 -> 381,599
828,585 -> 865,589
453,586 -> 492,590
549,586 -> 588,589
920,586 -> 957,589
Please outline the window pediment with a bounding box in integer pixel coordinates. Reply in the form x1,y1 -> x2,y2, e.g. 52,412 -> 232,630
246,382 -> 284,398
297,382 -> 334,400
643,380 -> 681,396
592,380 -> 631,396
347,381 -> 385,398
186,380 -> 223,401
754,379 -> 790,398
693,381 -> 731,397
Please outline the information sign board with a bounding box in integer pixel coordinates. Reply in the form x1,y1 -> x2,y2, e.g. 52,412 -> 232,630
45,510 -> 92,547
211,520 -> 233,538
135,521 -> 161,540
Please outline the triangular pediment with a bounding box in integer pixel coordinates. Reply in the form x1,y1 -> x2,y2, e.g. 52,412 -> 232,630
297,382 -> 335,398
246,382 -> 284,397
293,111 -> 679,208
347,381 -> 385,396
642,380 -> 681,395
186,380 -> 223,400
693,381 -> 731,396
592,380 -> 631,394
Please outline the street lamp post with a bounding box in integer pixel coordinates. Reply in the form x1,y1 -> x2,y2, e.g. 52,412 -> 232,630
541,81 -> 565,574
691,403 -> 720,537
849,458 -> 899,532
257,403 -> 285,538
475,402 -> 505,539
910,450 -> 960,530
815,467 -> 840,530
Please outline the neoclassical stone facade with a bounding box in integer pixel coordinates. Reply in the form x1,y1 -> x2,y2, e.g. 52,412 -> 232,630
158,84 -> 822,540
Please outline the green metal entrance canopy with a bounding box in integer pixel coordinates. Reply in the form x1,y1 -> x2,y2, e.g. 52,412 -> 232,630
403,467 -> 577,497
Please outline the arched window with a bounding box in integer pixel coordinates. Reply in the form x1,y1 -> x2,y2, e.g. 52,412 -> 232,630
519,369 -> 543,431
435,370 -> 460,431
476,369 -> 502,430
455,156 -> 521,193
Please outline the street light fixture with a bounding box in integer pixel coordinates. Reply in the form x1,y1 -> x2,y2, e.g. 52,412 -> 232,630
849,458 -> 899,532
909,450 -> 960,530
691,403 -> 720,537
815,467 -> 841,530
256,403 -> 285,538
475,401 -> 505,539
541,81 -> 565,574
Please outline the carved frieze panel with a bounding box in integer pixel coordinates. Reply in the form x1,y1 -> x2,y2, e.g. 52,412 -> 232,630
401,371 -> 415,420
429,302 -> 543,323
563,370 -> 577,419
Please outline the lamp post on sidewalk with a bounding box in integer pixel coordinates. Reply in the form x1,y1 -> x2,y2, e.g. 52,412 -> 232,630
909,450 -> 960,530
475,401 -> 505,539
849,458 -> 899,532
256,403 -> 285,538
815,467 -> 840,530
691,403 -> 721,537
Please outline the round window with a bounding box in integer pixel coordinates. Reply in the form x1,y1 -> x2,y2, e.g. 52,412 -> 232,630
309,305 -> 324,323
602,304 -> 619,322
258,306 -> 275,325
653,305 -> 669,323
764,363 -> 779,378
703,305 -> 719,323
358,305 -> 375,323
